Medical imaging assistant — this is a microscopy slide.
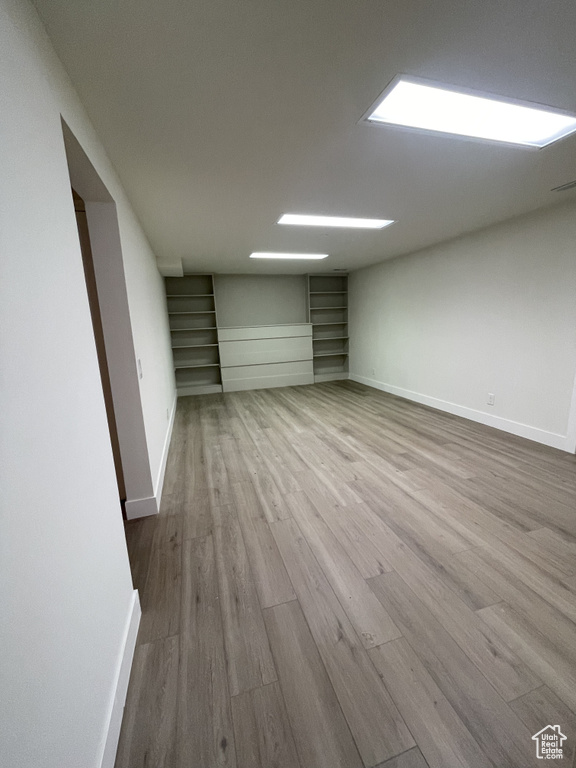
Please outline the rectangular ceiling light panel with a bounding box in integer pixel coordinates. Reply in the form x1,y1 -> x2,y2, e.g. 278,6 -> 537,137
278,214 -> 394,228
366,77 -> 576,148
249,252 -> 328,259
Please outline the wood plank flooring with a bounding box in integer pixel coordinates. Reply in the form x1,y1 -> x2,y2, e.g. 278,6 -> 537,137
118,381 -> 576,768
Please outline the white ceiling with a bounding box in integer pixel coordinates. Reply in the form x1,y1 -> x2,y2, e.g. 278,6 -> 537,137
34,0 -> 576,275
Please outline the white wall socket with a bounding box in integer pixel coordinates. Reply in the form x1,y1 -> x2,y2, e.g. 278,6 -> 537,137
487,393 -> 495,406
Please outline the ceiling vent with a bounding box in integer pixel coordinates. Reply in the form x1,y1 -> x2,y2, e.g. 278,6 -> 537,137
551,179 -> 576,192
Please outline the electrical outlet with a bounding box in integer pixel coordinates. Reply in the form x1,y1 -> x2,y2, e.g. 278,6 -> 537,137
371,368 -> 375,377
487,393 -> 495,406
137,358 -> 143,380
166,408 -> 169,421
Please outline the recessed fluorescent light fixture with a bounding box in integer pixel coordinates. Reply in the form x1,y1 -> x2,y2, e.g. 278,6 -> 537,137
364,76 -> 576,148
278,213 -> 394,229
250,252 -> 328,260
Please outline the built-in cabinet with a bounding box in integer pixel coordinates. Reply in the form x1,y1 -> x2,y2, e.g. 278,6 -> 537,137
166,272 -> 348,395
219,324 -> 313,392
165,274 -> 223,396
307,274 -> 349,382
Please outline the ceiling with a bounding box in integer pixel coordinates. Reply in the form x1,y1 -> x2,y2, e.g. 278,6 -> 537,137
34,0 -> 576,275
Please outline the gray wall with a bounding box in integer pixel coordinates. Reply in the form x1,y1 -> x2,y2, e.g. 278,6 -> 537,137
214,274 -> 307,327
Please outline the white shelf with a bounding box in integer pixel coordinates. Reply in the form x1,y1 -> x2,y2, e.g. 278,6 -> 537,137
175,365 -> 222,388
310,306 -> 347,310
174,363 -> 220,369
314,372 -> 349,383
309,291 -> 347,295
313,352 -> 348,358
313,336 -> 348,341
172,343 -> 218,349
311,321 -> 348,326
168,310 -> 216,315
177,383 -> 223,396
166,293 -> 214,298
172,341 -> 215,348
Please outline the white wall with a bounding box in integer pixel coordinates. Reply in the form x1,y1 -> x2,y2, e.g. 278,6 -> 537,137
114,200 -> 176,496
349,200 -> 576,452
214,274 -> 307,327
0,0 -> 174,766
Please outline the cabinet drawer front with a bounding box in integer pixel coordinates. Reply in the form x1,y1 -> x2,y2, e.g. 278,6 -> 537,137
222,360 -> 313,392
218,324 -> 311,342
219,336 -> 312,367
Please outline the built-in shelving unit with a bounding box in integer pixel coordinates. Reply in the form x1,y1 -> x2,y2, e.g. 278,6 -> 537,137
308,274 -> 349,382
165,274 -> 223,395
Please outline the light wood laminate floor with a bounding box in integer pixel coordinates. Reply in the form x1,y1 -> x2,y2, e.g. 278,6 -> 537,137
117,381 -> 576,768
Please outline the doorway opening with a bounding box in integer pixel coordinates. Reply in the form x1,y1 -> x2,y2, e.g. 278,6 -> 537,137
62,119 -> 158,520
73,188 -> 127,506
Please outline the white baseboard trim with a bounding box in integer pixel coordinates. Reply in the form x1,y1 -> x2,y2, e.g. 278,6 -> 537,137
124,495 -> 158,520
567,368 -> 576,454
99,590 -> 141,768
350,373 -> 571,452
154,393 -> 177,507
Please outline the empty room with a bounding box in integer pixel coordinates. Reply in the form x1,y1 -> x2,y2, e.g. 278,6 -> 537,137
2,0 -> 576,767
